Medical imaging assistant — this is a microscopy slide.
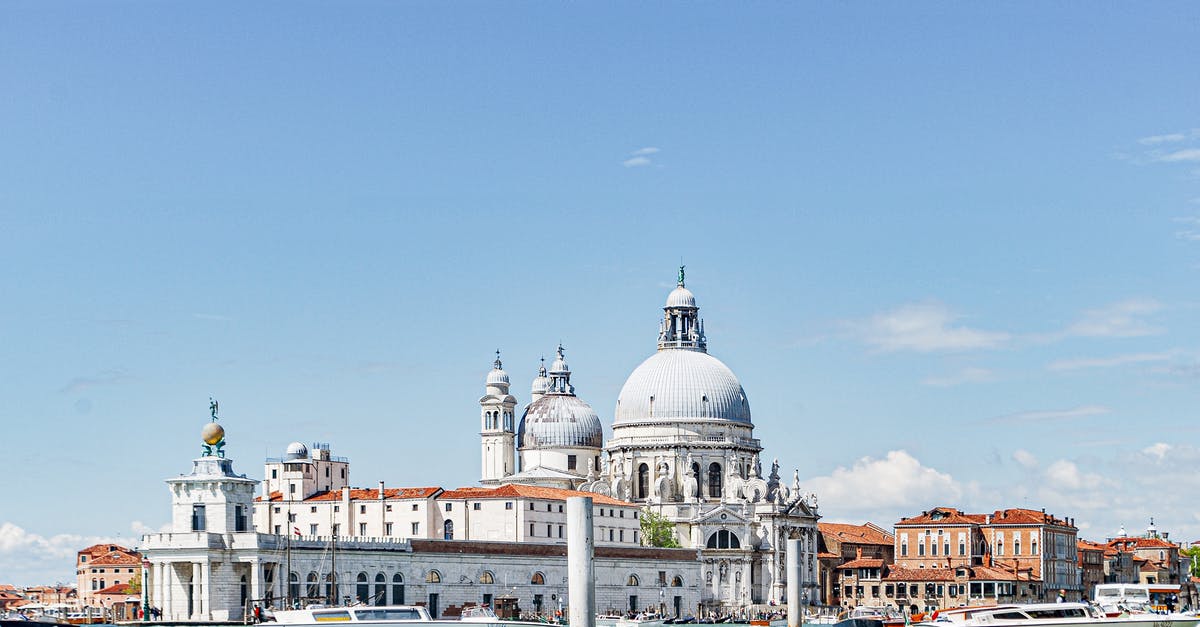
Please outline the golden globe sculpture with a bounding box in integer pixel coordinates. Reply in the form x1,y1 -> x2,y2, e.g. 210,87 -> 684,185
202,421 -> 225,446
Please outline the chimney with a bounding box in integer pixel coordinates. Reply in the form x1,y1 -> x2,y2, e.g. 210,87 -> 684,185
857,546 -> 863,559
378,480 -> 385,500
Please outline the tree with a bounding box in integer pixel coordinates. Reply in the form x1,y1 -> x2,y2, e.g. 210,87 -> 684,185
123,576 -> 141,595
1182,545 -> 1200,578
640,507 -> 680,548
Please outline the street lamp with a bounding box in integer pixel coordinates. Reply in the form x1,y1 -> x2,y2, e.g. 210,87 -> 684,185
141,558 -> 150,621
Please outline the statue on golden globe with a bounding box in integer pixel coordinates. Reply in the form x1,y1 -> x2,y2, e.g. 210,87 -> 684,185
201,397 -> 226,458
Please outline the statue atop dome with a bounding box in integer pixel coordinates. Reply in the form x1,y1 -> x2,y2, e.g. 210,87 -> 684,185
201,397 -> 226,458
678,264 -> 685,286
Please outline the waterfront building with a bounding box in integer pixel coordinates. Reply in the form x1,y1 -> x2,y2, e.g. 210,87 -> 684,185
76,544 -> 140,609
1077,539 -> 1106,600
817,522 -> 895,607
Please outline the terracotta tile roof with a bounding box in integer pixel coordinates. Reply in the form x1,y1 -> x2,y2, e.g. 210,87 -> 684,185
896,507 -> 986,526
1108,536 -> 1176,550
438,484 -> 633,507
302,487 -> 443,501
1077,539 -> 1107,550
89,551 -> 141,566
970,565 -> 1030,581
817,551 -> 841,559
883,566 -> 956,582
78,543 -> 133,556
819,522 -> 894,546
94,584 -> 135,595
988,508 -> 1072,528
837,558 -> 885,570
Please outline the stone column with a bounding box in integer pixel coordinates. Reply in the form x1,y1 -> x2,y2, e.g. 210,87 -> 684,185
191,563 -> 202,620
200,561 -> 211,620
567,496 -> 595,627
251,560 -> 262,608
787,539 -> 801,627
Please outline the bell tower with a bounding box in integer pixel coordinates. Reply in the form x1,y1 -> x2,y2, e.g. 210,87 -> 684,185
480,351 -> 517,485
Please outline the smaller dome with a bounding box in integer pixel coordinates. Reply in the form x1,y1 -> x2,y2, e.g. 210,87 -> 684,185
531,374 -> 549,394
487,368 -> 510,386
286,441 -> 309,459
665,285 -> 697,308
518,395 -> 603,449
549,344 -> 569,373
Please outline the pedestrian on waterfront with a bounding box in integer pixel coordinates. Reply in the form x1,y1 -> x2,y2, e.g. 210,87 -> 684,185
1057,590 -> 1066,603
253,604 -> 262,623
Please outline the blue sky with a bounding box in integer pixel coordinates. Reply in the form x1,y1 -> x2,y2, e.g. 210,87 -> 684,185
3,2 -> 1199,586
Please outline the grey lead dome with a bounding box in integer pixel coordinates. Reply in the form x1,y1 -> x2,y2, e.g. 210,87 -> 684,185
614,350 -> 751,424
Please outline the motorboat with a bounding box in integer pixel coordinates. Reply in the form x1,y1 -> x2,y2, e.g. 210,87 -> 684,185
832,606 -> 888,627
617,613 -> 667,627
270,604 -> 549,626
914,602 -> 1200,627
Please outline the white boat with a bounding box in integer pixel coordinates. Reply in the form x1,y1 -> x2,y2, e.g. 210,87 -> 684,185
616,613 -> 667,627
270,604 -> 548,627
1094,583 -> 1182,615
915,602 -> 1199,627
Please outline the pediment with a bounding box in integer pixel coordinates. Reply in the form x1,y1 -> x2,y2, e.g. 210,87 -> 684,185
696,505 -> 748,526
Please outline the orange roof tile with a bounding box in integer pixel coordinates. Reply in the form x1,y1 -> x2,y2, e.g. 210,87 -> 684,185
883,566 -> 956,582
439,484 -> 633,507
988,508 -> 1072,528
89,551 -> 141,566
896,507 -> 985,526
819,522 -> 894,545
838,558 -> 885,570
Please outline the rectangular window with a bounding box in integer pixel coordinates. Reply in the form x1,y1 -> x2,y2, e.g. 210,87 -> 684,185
944,541 -> 950,556
191,504 -> 206,531
901,542 -> 908,557
547,503 -> 553,512
360,505 -> 366,514
568,455 -> 577,470
1015,538 -> 1021,555
559,504 -> 563,513
931,541 -> 938,556
386,504 -> 392,511
918,541 -> 925,556
558,525 -> 563,538
885,584 -> 894,597
274,507 -> 280,513
530,523 -> 535,536
385,522 -> 393,536
289,484 -> 296,494
235,504 -> 248,532
445,503 -> 452,512
271,469 -> 278,478
620,530 -> 625,542
505,502 -> 513,510
547,524 -> 552,536
609,529 -> 614,541
473,503 -> 481,511
274,525 -> 281,534
310,523 -> 318,535
871,585 -> 879,598
412,522 -> 419,534
332,523 -> 340,536
359,522 -> 367,535
311,506 -> 317,513
334,505 -> 340,512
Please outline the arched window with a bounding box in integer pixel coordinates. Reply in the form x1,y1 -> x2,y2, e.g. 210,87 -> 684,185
240,575 -> 248,608
426,570 -> 441,584
392,573 -> 405,605
637,463 -> 650,499
708,462 -> 722,498
306,572 -> 319,599
289,572 -> 300,604
706,530 -> 741,549
627,574 -> 640,586
479,571 -> 494,585
672,576 -> 684,587
323,573 -> 336,603
373,573 -> 385,605
356,572 -> 369,604
443,520 -> 454,540
531,572 -> 545,585
692,462 -> 701,497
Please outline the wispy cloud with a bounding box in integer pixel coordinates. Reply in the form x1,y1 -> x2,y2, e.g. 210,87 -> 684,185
1154,148 -> 1200,163
622,147 -> 661,168
921,366 -> 995,387
1047,351 -> 1174,371
1138,133 -> 1188,145
848,302 -> 1009,353
59,369 -> 132,394
989,404 -> 1110,424
1065,298 -> 1163,338
1012,449 -> 1039,469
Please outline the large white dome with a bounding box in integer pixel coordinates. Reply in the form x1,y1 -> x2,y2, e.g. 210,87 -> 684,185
614,349 -> 751,425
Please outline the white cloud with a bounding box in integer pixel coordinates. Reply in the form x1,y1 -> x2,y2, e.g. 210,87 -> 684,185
849,302 -> 1009,353
1138,133 -> 1188,145
1047,351 -> 1174,371
1155,148 -> 1200,163
1066,299 -> 1164,338
805,450 -> 962,513
622,147 -> 661,167
0,521 -> 160,586
1141,442 -> 1171,461
921,366 -> 995,387
991,404 -> 1110,423
1044,459 -> 1105,490
1012,449 -> 1039,469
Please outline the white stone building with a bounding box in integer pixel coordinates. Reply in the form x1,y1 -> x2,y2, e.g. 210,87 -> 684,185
140,270 -> 821,617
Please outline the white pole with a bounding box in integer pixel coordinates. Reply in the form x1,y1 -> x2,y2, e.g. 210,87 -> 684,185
568,497 -> 596,627
787,539 -> 801,627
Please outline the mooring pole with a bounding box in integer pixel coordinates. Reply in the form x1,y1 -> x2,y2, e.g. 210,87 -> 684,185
787,538 -> 802,627
568,496 -> 596,627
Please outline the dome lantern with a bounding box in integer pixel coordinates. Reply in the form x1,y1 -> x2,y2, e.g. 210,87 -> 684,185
658,265 -> 706,352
